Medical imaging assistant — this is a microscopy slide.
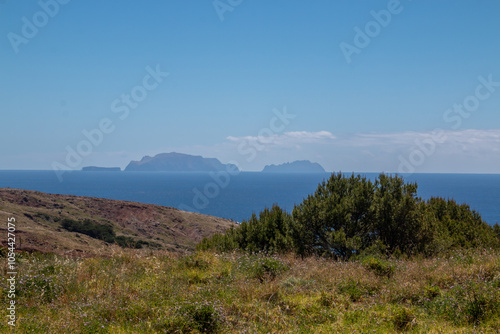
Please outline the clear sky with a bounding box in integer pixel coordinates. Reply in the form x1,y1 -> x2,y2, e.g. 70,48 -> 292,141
1,0 -> 499,172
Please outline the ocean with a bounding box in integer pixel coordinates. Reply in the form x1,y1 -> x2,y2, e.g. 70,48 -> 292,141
0,171 -> 498,225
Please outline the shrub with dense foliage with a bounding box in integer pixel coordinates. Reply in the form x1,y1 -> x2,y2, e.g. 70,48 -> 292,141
198,173 -> 500,258
61,218 -> 155,249
61,219 -> 116,243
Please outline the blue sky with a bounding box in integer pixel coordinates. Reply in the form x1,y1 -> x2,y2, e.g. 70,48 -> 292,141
1,0 -> 499,172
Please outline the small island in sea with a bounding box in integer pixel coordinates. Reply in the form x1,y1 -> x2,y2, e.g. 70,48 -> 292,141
124,152 -> 239,172
82,166 -> 121,172
262,160 -> 326,173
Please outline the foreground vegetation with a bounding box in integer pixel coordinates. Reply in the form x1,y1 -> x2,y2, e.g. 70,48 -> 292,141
60,218 -> 159,249
1,248 -> 499,333
2,173 -> 499,332
199,173 -> 500,258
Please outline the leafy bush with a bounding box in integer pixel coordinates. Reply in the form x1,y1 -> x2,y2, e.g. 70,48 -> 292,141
35,212 -> 51,221
238,255 -> 289,282
318,291 -> 335,307
199,173 -> 500,259
198,205 -> 292,254
167,303 -> 223,333
424,285 -> 441,300
61,218 -> 152,248
114,236 -> 152,249
392,306 -> 416,331
197,232 -> 238,252
362,257 -> 395,278
61,219 -> 115,243
251,257 -> 288,282
338,279 -> 364,302
181,254 -> 210,270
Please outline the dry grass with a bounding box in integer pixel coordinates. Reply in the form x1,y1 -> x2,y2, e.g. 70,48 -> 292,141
0,188 -> 236,254
0,248 -> 499,333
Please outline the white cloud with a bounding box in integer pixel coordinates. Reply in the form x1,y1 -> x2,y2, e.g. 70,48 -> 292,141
339,129 -> 500,149
226,130 -> 336,147
225,128 -> 500,172
42,128 -> 496,173
118,129 -> 500,172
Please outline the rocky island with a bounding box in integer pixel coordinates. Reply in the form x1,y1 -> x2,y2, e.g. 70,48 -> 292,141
125,152 -> 239,172
262,160 -> 326,173
82,166 -> 121,172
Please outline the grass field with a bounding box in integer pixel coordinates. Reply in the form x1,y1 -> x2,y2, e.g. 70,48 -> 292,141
1,248 -> 499,333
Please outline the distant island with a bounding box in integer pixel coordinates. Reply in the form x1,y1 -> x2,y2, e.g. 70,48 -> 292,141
125,152 -> 239,172
82,166 -> 121,172
262,160 -> 326,173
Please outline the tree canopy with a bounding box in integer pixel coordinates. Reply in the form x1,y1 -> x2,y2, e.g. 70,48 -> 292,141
198,173 -> 500,258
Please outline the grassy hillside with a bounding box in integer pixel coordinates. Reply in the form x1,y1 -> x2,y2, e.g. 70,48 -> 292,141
0,248 -> 499,333
0,189 -> 236,254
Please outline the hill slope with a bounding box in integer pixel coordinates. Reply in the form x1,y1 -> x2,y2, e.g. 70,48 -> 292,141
0,189 -> 236,255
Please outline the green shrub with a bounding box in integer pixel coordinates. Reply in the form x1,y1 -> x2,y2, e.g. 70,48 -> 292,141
60,219 -> 151,249
249,257 -> 289,282
424,285 -> 441,300
114,235 -> 150,249
198,205 -> 292,254
318,291 -> 335,307
198,173 -> 500,259
61,218 -> 115,243
35,212 -> 51,221
362,256 -> 395,278
197,232 -> 238,252
168,303 -> 223,333
181,254 -> 210,270
338,279 -> 364,302
392,306 -> 416,331
238,256 -> 289,282
0,246 -> 7,257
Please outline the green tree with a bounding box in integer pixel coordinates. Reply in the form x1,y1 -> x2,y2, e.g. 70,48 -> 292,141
291,173 -> 375,258
371,174 -> 423,255
198,172 -> 500,257
198,204 -> 292,253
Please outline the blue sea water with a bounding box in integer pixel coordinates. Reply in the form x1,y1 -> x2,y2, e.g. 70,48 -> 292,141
0,171 -> 498,225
